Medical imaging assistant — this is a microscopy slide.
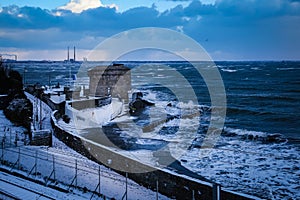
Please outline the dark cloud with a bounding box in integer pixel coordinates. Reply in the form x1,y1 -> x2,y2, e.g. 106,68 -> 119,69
184,1 -> 216,16
0,0 -> 299,59
216,0 -> 300,18
0,6 -> 60,29
1,1 -> 299,31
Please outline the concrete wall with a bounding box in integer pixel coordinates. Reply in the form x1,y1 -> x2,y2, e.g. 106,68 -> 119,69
51,111 -> 254,200
68,97 -> 111,110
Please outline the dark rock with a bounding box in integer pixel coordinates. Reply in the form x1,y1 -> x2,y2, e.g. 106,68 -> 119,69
129,92 -> 154,115
0,95 -> 9,110
4,94 -> 33,128
248,134 -> 254,140
62,115 -> 71,123
266,133 -> 282,142
0,61 -> 32,130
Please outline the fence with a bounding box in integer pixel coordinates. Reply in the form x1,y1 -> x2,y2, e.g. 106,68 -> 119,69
0,128 -> 29,149
1,131 -> 293,200
0,124 -> 261,200
0,128 -> 51,148
0,145 -> 167,200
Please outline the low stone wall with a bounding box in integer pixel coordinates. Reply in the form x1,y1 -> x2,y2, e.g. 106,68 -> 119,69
51,111 -> 253,200
30,129 -> 52,146
68,97 -> 111,110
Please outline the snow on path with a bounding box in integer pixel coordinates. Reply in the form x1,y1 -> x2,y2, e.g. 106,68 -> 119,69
0,171 -> 94,200
1,143 -> 170,200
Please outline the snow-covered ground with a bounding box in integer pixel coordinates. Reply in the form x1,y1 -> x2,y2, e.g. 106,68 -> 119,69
65,98 -> 124,129
0,110 -> 27,148
0,93 -> 170,200
0,144 -> 170,200
0,171 -> 97,200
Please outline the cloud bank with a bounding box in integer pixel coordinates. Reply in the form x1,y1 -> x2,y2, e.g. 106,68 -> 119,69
58,0 -> 118,13
0,0 -> 299,60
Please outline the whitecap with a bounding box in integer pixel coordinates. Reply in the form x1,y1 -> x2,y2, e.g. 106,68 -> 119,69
55,75 -> 64,79
276,67 -> 298,71
250,67 -> 261,70
221,68 -> 237,72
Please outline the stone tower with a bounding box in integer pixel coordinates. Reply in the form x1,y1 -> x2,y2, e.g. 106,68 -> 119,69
88,64 -> 131,102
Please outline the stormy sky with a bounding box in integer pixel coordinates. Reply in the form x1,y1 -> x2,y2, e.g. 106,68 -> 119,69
0,0 -> 299,60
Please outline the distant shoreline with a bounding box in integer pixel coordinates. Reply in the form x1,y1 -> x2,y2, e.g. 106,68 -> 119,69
4,60 -> 300,63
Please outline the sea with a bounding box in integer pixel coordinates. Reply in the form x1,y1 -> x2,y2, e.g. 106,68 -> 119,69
9,60 -> 300,199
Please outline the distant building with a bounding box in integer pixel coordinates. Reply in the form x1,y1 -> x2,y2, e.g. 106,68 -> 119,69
88,64 -> 131,102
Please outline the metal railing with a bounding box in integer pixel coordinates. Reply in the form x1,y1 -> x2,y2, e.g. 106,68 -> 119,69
0,143 -> 166,200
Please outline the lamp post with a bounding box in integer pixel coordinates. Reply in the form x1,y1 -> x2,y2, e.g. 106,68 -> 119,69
48,67 -> 51,88
23,66 -> 27,86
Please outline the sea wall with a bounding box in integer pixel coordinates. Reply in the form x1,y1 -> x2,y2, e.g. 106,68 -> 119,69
51,111 -> 253,200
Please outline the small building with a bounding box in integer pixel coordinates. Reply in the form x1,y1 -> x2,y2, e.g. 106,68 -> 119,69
88,64 -> 131,102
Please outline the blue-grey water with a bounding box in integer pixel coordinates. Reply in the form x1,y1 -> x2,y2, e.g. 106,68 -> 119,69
10,60 -> 300,199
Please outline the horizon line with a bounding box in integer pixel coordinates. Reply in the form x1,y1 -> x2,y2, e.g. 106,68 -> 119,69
5,59 -> 300,63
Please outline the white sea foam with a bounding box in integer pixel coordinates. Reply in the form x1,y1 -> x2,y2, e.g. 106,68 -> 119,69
221,68 -> 237,72
225,127 -> 268,137
180,127 -> 300,199
250,67 -> 261,70
276,67 -> 298,71
55,75 -> 64,79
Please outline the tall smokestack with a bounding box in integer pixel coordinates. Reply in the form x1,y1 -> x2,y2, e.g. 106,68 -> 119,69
74,46 -> 76,62
67,46 -> 70,61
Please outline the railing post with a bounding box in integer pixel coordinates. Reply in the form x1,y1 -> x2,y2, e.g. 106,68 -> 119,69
156,179 -> 159,200
53,155 -> 56,180
75,159 -> 78,187
1,136 -> 4,149
1,146 -> 4,164
17,147 -> 20,169
192,190 -> 195,200
35,150 -> 38,177
68,159 -> 79,190
9,129 -> 11,146
98,165 -> 101,195
212,183 -> 221,200
90,165 -> 102,200
125,172 -> 128,200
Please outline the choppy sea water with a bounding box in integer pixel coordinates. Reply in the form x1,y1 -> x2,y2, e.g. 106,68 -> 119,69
11,60 -> 300,199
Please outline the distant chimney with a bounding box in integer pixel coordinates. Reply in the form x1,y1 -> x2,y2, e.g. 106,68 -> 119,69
67,46 -> 70,61
74,46 -> 76,62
